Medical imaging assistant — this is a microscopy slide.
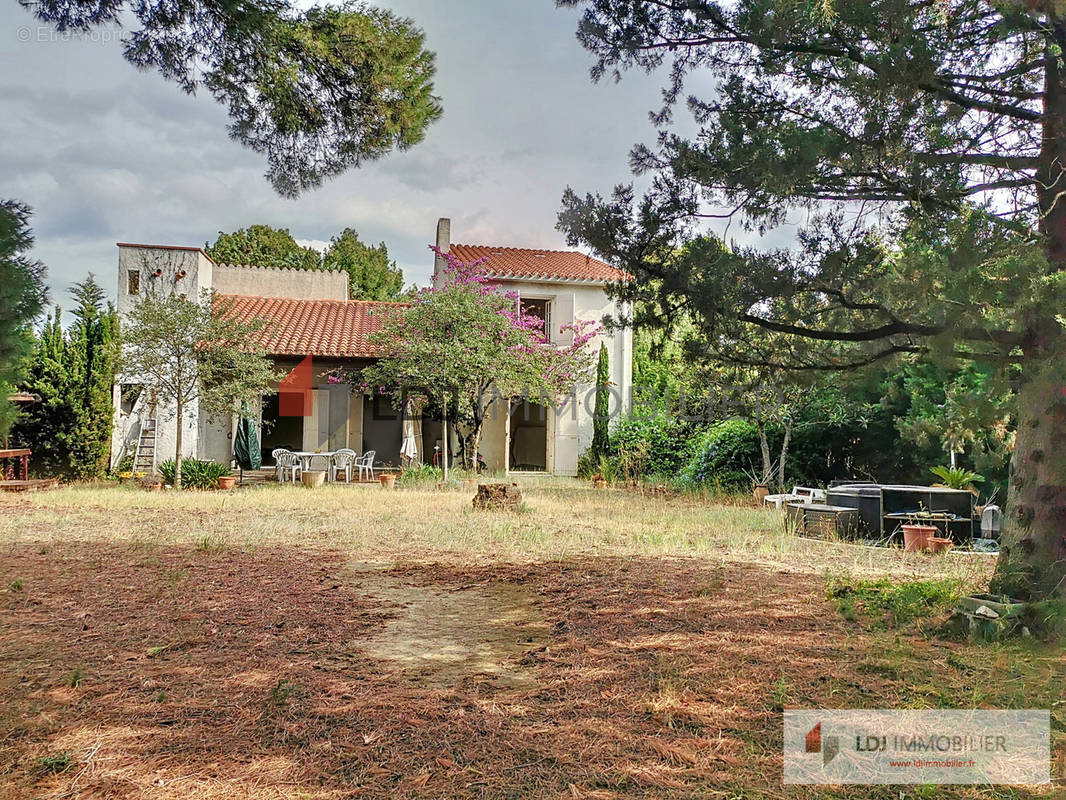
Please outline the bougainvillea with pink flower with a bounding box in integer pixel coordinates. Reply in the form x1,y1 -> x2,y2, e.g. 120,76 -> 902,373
330,248 -> 599,467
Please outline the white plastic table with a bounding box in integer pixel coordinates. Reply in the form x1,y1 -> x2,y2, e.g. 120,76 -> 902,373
291,451 -> 337,474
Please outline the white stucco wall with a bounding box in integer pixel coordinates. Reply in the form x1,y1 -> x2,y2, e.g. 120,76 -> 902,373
432,273 -> 631,477
497,278 -> 630,476
113,245 -> 224,470
213,264 -> 348,301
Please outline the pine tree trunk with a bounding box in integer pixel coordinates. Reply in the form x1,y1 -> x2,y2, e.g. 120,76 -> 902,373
174,398 -> 183,490
993,334 -> 1066,601
992,31 -> 1066,601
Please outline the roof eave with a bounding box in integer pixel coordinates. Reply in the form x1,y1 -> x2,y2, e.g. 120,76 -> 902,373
486,272 -> 623,286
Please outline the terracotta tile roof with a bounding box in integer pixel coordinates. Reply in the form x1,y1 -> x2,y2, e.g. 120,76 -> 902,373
218,295 -> 403,358
448,244 -> 625,283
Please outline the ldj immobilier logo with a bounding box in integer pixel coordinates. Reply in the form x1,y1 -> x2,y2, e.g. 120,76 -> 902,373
805,722 -> 840,766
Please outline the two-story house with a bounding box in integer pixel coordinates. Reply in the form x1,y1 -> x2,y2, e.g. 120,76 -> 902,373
111,218 -> 631,476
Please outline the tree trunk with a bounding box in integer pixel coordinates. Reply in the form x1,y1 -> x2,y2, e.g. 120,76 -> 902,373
992,28 -> 1066,601
778,420 -> 792,489
174,397 -> 183,490
756,419 -> 772,482
993,345 -> 1066,601
468,407 -> 487,473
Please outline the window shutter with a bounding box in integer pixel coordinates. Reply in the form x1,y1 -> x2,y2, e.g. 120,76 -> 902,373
554,292 -> 575,344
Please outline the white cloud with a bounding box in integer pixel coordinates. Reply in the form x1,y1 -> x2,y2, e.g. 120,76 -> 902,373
0,0 -> 732,310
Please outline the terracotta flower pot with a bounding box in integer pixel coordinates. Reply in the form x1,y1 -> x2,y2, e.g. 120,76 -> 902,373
753,484 -> 770,504
928,536 -> 954,555
902,524 -> 938,552
217,476 -> 236,491
379,473 -> 397,489
593,477 -> 608,489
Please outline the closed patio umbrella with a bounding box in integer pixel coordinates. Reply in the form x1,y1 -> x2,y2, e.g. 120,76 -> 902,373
233,405 -> 261,478
400,399 -> 422,466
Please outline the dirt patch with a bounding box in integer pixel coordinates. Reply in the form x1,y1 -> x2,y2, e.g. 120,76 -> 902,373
354,571 -> 546,689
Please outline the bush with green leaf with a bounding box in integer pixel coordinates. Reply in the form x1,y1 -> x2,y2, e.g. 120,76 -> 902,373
158,459 -> 231,489
678,419 -> 762,489
610,414 -> 699,477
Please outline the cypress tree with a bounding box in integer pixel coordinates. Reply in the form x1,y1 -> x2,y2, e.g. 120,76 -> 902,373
590,342 -> 610,463
12,275 -> 119,478
13,309 -> 73,474
66,276 -> 119,478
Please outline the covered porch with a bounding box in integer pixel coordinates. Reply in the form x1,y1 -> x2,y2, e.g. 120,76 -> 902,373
256,356 -> 443,471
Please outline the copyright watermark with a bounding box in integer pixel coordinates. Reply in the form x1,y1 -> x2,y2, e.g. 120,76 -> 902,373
785,709 -> 1050,785
16,26 -> 121,44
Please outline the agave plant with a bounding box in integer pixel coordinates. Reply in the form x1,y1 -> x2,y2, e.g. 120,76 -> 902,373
930,465 -> 984,492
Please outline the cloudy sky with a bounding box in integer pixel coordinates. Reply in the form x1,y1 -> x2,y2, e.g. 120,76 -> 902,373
1,0 -> 683,309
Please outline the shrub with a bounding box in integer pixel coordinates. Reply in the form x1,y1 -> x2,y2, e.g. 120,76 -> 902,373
678,419 -> 762,489
608,414 -> 699,479
158,459 -> 232,489
158,460 -> 175,484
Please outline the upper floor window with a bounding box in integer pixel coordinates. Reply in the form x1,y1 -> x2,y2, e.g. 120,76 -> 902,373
127,269 -> 140,295
520,297 -> 551,342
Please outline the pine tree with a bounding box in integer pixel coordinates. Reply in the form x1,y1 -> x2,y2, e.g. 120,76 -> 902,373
558,0 -> 1066,600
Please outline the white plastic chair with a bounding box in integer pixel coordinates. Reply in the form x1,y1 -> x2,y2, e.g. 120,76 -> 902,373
764,486 -> 826,510
272,448 -> 292,482
276,451 -> 302,484
330,449 -> 358,483
357,450 -> 376,481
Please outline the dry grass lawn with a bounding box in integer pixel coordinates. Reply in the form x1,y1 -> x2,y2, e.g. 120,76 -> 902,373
0,478 -> 1062,799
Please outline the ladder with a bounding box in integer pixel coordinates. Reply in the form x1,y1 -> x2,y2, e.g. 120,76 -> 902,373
132,417 -> 157,475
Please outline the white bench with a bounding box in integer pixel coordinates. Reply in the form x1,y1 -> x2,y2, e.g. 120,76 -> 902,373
764,485 -> 826,510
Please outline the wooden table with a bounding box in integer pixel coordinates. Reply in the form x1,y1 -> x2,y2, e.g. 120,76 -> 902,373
0,449 -> 30,481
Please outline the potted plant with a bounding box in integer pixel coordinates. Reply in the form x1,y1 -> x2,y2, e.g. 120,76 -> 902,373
379,473 -> 397,489
302,470 -> 326,488
218,475 -> 237,491
745,462 -> 778,505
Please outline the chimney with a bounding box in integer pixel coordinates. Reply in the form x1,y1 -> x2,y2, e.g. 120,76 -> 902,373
433,217 -> 451,278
